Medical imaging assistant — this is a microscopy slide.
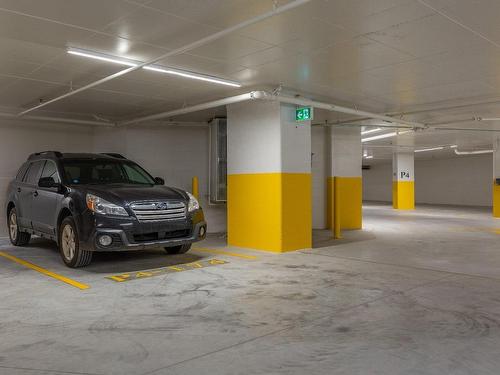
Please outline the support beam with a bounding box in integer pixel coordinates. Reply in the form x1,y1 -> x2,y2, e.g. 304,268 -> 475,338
327,127 -> 362,232
493,136 -> 500,217
393,150 -> 415,210
227,100 -> 312,252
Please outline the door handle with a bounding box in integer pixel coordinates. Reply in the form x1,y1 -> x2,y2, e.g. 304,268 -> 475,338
33,191 -> 39,197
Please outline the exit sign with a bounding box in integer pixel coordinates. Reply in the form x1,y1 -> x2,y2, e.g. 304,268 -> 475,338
296,107 -> 313,122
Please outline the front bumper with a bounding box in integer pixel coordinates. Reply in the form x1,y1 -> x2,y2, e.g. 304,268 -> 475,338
78,209 -> 206,251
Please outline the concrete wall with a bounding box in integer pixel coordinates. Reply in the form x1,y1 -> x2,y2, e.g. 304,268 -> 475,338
0,119 -> 226,236
363,154 -> 493,207
0,119 -> 94,234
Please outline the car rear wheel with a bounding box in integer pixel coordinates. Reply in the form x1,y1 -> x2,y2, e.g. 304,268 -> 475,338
164,243 -> 191,254
8,208 -> 31,246
59,216 -> 92,268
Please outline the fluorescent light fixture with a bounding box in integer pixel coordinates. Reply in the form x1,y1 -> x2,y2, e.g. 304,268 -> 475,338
364,155 -> 374,159
67,48 -> 138,67
361,127 -> 382,135
450,145 -> 458,148
361,131 -> 397,143
143,65 -> 241,87
67,47 -> 242,87
414,146 -> 444,153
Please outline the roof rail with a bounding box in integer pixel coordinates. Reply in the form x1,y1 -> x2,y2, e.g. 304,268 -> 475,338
100,153 -> 126,159
28,151 -> 63,160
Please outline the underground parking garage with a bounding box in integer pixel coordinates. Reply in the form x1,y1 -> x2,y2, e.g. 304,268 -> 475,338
2,0 -> 500,374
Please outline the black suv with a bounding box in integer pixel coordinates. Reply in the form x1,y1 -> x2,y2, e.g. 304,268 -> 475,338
5,151 -> 207,267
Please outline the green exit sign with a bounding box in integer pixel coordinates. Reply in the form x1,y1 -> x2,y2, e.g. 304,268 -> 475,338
296,107 -> 313,122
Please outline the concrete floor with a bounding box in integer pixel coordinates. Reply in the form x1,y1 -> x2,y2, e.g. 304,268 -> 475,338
1,203 -> 500,375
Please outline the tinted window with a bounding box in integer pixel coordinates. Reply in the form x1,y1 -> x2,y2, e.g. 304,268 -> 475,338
62,159 -> 155,185
23,161 -> 44,185
15,162 -> 29,182
40,160 -> 61,183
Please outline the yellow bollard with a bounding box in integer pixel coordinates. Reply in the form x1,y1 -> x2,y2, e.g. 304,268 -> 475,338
333,177 -> 342,239
192,176 -> 199,199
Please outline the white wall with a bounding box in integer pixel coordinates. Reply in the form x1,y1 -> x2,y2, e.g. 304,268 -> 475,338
0,119 -> 94,234
0,119 -> 226,236
363,154 -> 493,207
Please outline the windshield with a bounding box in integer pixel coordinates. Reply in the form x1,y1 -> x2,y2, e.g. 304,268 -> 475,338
62,159 -> 156,185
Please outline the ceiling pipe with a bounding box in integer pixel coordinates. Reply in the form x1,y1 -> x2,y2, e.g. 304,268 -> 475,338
120,90 -> 428,128
0,111 -> 114,127
119,92 -> 256,126
331,97 -> 500,126
454,148 -> 493,155
17,0 -> 311,117
253,91 -> 427,129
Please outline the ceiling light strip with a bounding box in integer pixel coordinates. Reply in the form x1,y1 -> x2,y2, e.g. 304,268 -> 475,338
143,65 -> 241,87
361,127 -> 382,135
67,48 -> 241,87
67,48 -> 139,67
361,132 -> 398,142
414,146 -> 445,153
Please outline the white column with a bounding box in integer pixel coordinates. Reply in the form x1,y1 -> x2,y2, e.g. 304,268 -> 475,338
392,149 -> 415,209
226,100 -> 312,252
327,127 -> 362,230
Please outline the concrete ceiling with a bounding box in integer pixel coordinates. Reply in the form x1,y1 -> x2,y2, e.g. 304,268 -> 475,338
1,0 -> 500,157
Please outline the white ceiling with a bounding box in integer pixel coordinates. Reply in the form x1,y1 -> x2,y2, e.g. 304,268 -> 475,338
1,0 -> 500,157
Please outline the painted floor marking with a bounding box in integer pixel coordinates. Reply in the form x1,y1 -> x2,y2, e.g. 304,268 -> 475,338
193,247 -> 258,260
106,258 -> 228,283
0,251 -> 90,290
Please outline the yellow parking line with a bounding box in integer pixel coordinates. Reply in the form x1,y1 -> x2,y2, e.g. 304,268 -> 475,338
0,251 -> 90,290
193,247 -> 257,260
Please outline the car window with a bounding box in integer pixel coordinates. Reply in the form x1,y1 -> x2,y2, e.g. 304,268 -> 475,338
122,163 -> 155,184
23,160 -> 45,185
62,159 -> 155,185
15,162 -> 29,182
40,160 -> 61,183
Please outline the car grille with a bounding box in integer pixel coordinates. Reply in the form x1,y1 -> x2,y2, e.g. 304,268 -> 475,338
133,229 -> 190,243
130,201 -> 186,222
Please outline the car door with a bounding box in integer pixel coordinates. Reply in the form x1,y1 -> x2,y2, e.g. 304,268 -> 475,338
31,160 -> 62,236
17,160 -> 44,229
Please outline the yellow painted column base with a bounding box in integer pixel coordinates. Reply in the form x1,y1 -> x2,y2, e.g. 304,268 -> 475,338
393,181 -> 415,210
326,176 -> 363,230
493,182 -> 500,218
227,173 -> 312,252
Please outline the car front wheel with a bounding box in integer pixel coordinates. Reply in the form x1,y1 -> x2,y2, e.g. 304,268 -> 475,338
164,244 -> 191,254
59,216 -> 92,268
8,207 -> 31,246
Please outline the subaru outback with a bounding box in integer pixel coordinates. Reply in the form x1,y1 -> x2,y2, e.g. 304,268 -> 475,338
5,151 -> 207,267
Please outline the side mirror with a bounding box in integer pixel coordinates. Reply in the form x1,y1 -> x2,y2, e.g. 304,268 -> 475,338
154,177 -> 165,185
39,177 -> 61,189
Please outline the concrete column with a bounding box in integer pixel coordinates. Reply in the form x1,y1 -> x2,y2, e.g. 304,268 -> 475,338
327,127 -> 362,230
226,100 -> 312,252
392,150 -> 415,209
493,136 -> 500,217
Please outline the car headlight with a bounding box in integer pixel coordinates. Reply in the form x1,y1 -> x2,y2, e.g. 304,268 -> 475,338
86,193 -> 128,216
187,192 -> 199,212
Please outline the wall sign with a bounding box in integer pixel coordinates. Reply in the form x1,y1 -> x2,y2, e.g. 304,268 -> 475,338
296,106 -> 313,121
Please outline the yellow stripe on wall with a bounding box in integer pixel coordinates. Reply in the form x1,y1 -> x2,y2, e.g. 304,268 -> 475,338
393,181 -> 415,210
227,173 -> 311,252
493,182 -> 500,218
326,176 -> 362,230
